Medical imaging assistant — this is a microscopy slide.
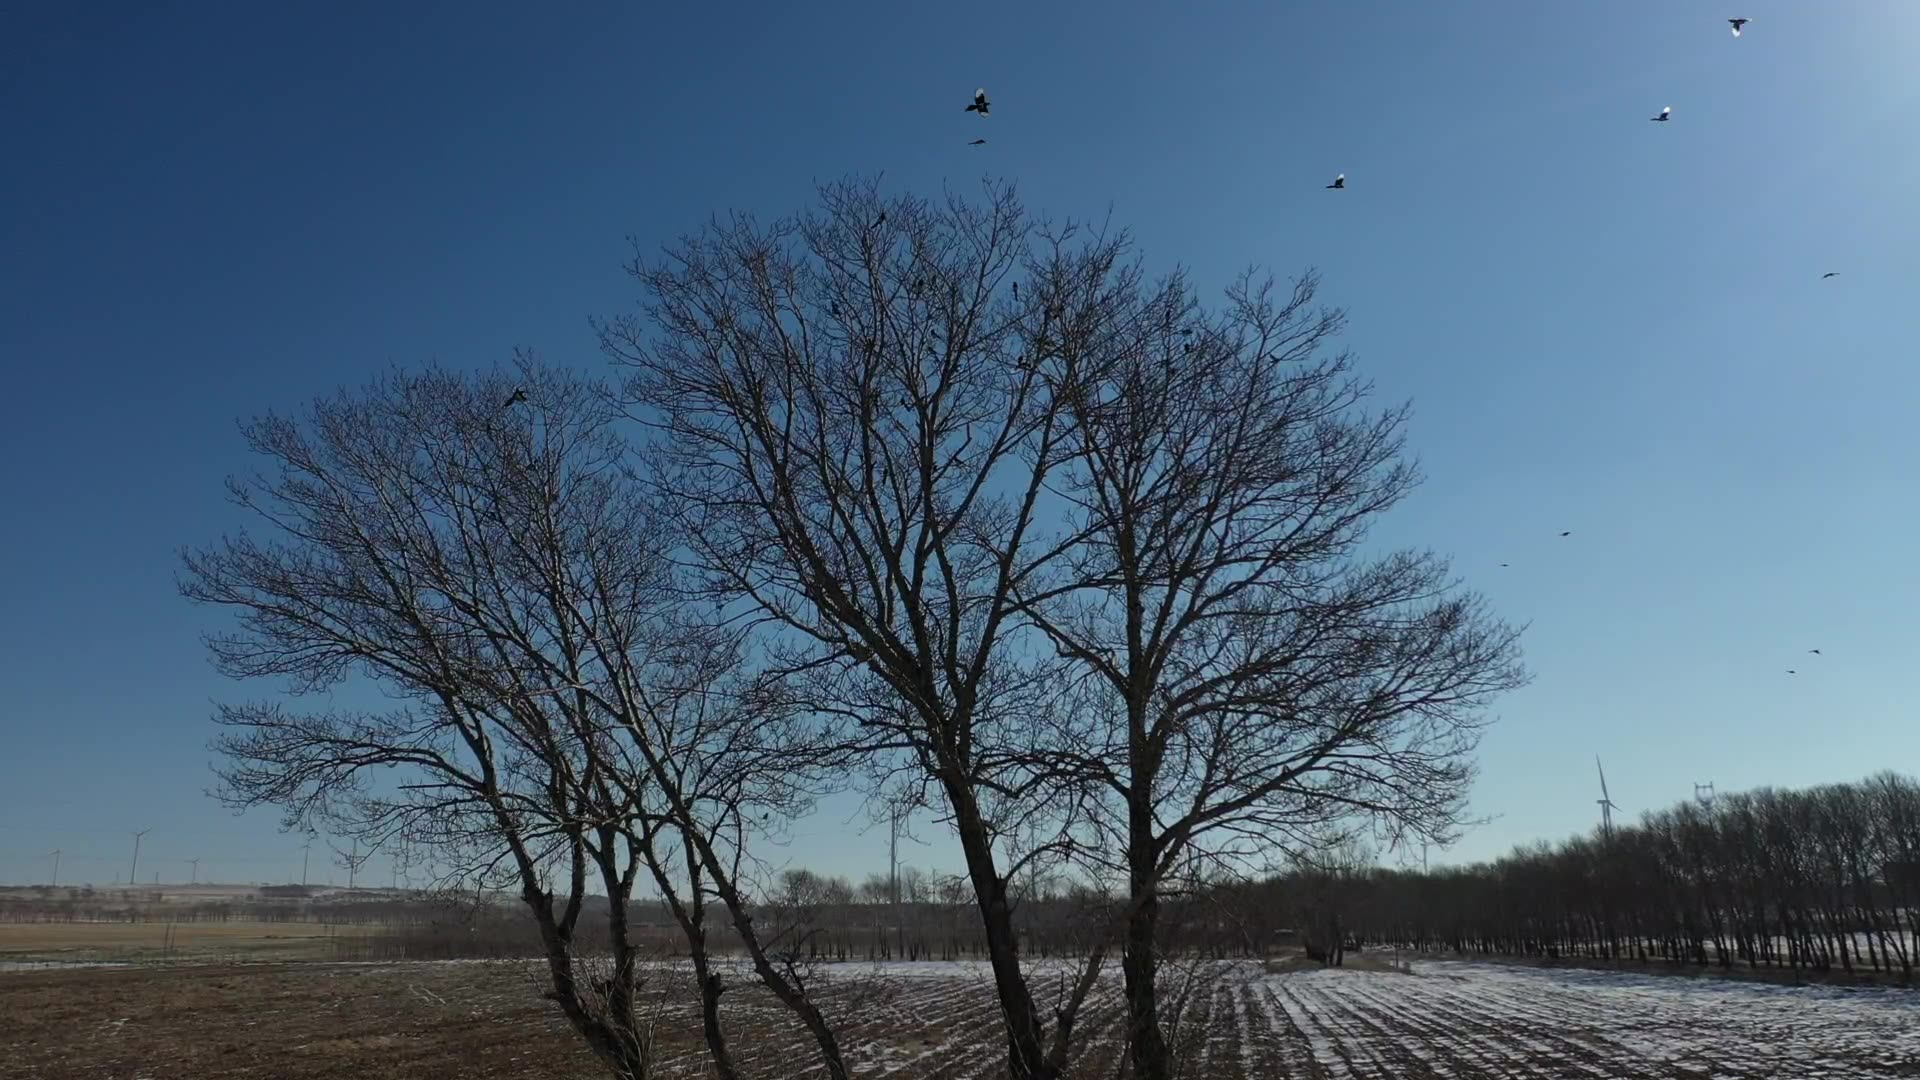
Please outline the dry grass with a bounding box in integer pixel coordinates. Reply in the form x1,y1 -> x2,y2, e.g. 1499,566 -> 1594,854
0,962 -> 613,1080
0,921 -> 355,963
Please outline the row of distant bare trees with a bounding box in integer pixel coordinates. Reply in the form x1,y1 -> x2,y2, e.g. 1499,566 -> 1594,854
1283,773 -> 1920,982
180,179 -> 1523,1080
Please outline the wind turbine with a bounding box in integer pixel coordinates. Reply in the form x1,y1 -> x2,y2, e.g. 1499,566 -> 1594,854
1595,757 -> 1619,839
129,829 -> 151,886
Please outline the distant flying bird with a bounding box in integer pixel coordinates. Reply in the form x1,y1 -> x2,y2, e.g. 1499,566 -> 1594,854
1651,106 -> 1672,122
1809,648 -> 1822,655
1499,563 -> 1510,567
1728,18 -> 1749,36
969,138 -> 987,146
1326,173 -> 1346,189
1559,531 -> 1572,537
965,88 -> 990,115
502,387 -> 528,410
1786,669 -> 1797,675
1822,272 -> 1838,279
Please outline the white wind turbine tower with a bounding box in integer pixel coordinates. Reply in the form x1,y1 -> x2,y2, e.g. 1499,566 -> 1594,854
1595,757 -> 1619,839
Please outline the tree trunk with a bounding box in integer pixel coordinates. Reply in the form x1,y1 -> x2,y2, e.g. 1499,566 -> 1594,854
948,776 -> 1056,1080
528,901 -> 650,1080
693,958 -> 732,1080
1122,887 -> 1172,1080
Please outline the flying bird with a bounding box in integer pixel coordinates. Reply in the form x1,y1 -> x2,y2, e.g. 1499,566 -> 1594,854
1822,272 -> 1839,279
1651,106 -> 1672,122
1786,669 -> 1797,675
502,387 -> 528,410
1808,649 -> 1822,655
1326,173 -> 1346,189
968,138 -> 987,146
1728,18 -> 1749,36
1499,563 -> 1510,567
1559,531 -> 1572,537
965,88 -> 990,116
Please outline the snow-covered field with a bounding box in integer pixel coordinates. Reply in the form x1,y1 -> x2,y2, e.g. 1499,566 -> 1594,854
699,958 -> 1920,1079
1251,960 -> 1920,1079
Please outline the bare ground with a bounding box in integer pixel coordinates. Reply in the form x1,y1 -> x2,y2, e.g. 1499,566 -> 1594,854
7,957 -> 1919,1079
0,921 -> 352,964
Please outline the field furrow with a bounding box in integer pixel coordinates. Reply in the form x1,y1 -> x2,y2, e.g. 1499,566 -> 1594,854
7,957 -> 1920,1078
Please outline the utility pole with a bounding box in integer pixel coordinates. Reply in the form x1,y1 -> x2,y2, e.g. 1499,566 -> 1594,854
301,840 -> 312,886
46,849 -> 61,888
129,829 -> 151,887
889,807 -> 904,959
888,811 -> 900,908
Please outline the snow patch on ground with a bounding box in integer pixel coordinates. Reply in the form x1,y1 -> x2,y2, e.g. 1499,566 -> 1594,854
1247,959 -> 1920,1079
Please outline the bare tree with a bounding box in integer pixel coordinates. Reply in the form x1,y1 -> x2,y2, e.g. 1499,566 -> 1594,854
180,362 -> 853,1080
605,178 -> 1122,1079
1007,268 -> 1527,1080
606,178 -> 1523,1079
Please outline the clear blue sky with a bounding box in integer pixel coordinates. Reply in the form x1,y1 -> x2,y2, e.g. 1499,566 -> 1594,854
3,1 -> 1916,888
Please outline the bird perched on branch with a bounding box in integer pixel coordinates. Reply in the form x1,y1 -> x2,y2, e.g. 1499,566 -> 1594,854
965,88 -> 990,115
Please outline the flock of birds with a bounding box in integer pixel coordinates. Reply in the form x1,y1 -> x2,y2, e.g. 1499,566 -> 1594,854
957,19 -> 1842,282
951,16 -> 1837,677
494,17 -> 1832,685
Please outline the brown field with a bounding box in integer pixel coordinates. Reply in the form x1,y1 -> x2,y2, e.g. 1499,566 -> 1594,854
0,921 -> 358,964
6,956 -> 1919,1079
1,962 -> 607,1080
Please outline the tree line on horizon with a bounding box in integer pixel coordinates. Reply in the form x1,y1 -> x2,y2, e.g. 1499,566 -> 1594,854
1231,771 -> 1920,982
